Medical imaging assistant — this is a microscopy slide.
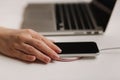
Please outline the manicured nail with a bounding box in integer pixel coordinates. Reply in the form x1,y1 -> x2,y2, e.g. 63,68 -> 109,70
53,54 -> 60,60
57,48 -> 62,53
44,57 -> 51,63
28,56 -> 36,61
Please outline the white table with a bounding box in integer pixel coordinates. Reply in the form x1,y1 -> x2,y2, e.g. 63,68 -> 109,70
0,0 -> 120,80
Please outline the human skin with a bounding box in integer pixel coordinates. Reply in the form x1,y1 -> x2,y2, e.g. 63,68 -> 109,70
0,27 -> 62,63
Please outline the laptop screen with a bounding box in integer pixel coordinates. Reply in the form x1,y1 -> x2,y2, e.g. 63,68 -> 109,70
90,0 -> 116,31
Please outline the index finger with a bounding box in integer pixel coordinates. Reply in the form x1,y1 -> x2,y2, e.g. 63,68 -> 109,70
29,30 -> 62,53
25,38 -> 60,60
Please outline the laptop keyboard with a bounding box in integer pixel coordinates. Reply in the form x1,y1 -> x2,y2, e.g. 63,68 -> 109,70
55,3 -> 98,31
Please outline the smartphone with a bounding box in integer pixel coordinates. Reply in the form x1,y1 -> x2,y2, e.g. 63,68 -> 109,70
55,42 -> 99,57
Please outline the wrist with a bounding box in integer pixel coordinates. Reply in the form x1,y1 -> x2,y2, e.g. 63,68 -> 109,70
0,27 -> 12,38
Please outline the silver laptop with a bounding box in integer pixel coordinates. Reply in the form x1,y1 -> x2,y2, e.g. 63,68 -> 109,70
21,0 -> 117,36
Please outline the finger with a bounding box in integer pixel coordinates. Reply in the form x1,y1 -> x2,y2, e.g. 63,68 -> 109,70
29,30 -> 62,53
25,38 -> 60,60
49,39 -> 55,43
12,50 -> 36,62
20,43 -> 51,63
41,37 -> 62,53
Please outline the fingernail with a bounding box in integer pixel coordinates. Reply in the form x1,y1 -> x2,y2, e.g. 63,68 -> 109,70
28,56 -> 36,61
44,57 -> 51,63
53,54 -> 60,60
57,48 -> 62,53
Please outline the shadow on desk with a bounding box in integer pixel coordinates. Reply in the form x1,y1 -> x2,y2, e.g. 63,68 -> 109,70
0,53 -> 47,64
0,52 -> 96,64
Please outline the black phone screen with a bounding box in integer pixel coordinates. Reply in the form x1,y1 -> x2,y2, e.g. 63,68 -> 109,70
55,42 -> 99,54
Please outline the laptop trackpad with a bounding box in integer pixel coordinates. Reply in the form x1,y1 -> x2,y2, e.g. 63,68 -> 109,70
21,4 -> 56,32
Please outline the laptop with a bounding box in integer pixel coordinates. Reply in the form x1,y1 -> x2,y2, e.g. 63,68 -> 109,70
21,0 -> 117,36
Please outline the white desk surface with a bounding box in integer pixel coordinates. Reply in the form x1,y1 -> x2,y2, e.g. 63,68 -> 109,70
0,0 -> 120,80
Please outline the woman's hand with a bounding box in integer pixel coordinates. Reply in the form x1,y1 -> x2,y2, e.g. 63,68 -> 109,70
0,27 -> 61,63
